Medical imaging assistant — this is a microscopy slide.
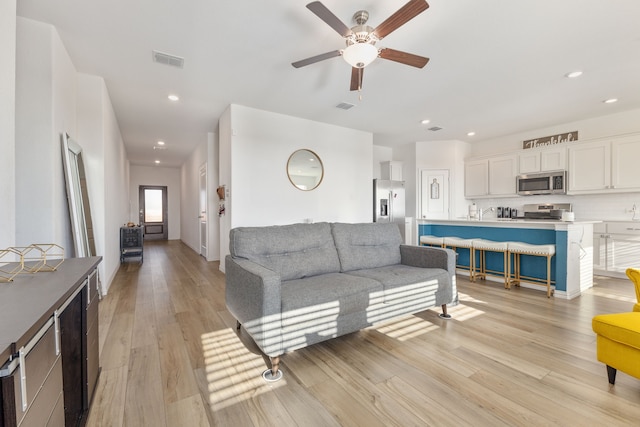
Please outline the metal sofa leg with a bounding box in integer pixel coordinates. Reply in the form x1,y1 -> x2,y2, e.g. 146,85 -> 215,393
439,304 -> 452,319
262,356 -> 283,382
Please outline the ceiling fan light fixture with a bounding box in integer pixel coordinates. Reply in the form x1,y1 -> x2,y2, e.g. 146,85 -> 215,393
342,43 -> 378,68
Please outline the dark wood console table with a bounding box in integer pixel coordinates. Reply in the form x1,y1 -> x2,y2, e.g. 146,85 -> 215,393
0,257 -> 102,427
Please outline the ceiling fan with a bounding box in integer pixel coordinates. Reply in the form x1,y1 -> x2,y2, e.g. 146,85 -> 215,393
292,0 -> 430,92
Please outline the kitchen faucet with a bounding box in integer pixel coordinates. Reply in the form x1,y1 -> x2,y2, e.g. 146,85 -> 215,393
478,207 -> 495,220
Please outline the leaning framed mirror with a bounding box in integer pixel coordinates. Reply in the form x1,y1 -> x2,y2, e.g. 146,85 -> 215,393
61,133 -> 96,257
287,149 -> 324,191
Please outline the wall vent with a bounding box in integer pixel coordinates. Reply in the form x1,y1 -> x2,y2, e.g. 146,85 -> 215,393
336,102 -> 356,110
428,126 -> 443,131
152,50 -> 184,68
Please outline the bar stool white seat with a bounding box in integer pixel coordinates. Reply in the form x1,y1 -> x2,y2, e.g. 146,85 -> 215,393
508,242 -> 556,297
473,239 -> 510,288
443,237 -> 476,281
419,235 -> 444,247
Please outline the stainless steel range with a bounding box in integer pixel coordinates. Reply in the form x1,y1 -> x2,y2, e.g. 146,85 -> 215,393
520,203 -> 572,220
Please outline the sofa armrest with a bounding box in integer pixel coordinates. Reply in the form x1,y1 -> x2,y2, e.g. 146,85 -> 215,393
225,255 -> 284,356
400,245 -> 458,308
400,245 -> 456,274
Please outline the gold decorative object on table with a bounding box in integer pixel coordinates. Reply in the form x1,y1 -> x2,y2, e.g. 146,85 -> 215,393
30,243 -> 65,272
0,244 -> 64,282
10,245 -> 43,273
0,248 -> 23,282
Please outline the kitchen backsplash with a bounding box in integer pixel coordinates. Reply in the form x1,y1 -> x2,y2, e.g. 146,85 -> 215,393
471,192 -> 640,222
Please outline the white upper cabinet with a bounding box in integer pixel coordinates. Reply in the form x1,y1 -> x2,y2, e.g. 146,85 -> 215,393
611,136 -> 640,189
464,159 -> 488,197
381,161 -> 403,181
568,134 -> 640,193
489,155 -> 518,196
518,147 -> 566,174
465,155 -> 517,198
568,141 -> 610,192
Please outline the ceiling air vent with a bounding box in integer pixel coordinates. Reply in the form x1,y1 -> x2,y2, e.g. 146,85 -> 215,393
335,102 -> 356,110
152,50 -> 184,68
428,126 -> 443,131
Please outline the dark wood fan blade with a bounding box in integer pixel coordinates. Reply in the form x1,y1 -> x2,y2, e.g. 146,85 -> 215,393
350,67 -> 364,91
379,48 -> 429,68
306,1 -> 352,38
292,50 -> 342,68
373,0 -> 429,40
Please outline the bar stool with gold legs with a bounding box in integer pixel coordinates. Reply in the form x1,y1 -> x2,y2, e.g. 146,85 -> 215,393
443,237 -> 476,281
473,239 -> 510,288
508,242 -> 556,297
419,235 -> 445,248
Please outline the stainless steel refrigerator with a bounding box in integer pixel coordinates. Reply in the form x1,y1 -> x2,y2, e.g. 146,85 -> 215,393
373,179 -> 406,242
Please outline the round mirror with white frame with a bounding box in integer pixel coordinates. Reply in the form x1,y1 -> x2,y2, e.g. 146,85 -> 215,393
287,149 -> 324,191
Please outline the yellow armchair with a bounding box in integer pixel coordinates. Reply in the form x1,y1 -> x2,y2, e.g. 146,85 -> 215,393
627,267 -> 640,312
591,268 -> 640,384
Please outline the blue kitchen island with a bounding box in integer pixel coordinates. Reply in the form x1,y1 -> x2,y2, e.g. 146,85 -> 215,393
417,219 -> 598,299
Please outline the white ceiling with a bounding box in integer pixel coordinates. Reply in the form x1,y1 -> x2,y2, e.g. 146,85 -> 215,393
17,0 -> 640,168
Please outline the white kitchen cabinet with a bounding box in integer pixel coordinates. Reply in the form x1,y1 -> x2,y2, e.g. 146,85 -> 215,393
568,141 -> 610,192
464,159 -> 488,197
464,155 -> 517,198
488,155 -> 517,196
611,136 -> 640,189
594,222 -> 640,278
381,161 -> 403,181
518,147 -> 566,174
569,135 -> 640,193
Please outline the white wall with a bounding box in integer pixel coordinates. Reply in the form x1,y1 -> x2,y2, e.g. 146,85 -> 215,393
180,132 -> 220,261
77,73 -> 130,291
468,108 -> 640,158
0,0 -> 16,248
15,18 -> 76,250
218,108 -> 232,270
218,104 -> 373,269
14,18 -> 129,293
130,165 -> 181,240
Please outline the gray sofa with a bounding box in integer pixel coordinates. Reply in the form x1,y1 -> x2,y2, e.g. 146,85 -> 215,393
225,221 -> 457,380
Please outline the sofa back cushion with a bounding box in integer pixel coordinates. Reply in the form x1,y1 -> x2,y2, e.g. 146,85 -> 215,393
331,222 -> 402,272
229,222 -> 341,281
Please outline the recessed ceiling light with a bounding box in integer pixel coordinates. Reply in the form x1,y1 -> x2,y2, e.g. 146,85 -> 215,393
565,71 -> 583,78
603,98 -> 618,104
421,119 -> 431,124
168,94 -> 179,102
155,160 -> 160,164
467,131 -> 476,137
157,141 -> 165,145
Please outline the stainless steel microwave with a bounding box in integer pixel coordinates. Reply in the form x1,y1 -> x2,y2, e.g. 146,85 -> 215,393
516,171 -> 567,195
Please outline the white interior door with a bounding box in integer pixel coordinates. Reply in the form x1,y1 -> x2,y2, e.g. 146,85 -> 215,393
420,169 -> 450,219
199,164 -> 207,258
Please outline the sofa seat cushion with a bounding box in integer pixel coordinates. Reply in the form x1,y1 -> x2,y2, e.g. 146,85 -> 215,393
592,312 -> 640,351
331,222 -> 402,272
280,273 -> 384,329
346,265 -> 449,305
229,222 -> 341,281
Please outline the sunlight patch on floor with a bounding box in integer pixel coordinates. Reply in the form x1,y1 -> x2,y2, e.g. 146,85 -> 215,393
447,303 -> 485,321
586,287 -> 636,303
201,329 -> 286,411
373,315 -> 439,341
457,291 -> 488,304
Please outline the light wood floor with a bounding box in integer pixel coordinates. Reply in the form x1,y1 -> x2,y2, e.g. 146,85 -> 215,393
87,240 -> 640,426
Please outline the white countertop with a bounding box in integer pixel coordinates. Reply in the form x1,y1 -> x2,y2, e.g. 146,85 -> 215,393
416,218 -> 600,230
